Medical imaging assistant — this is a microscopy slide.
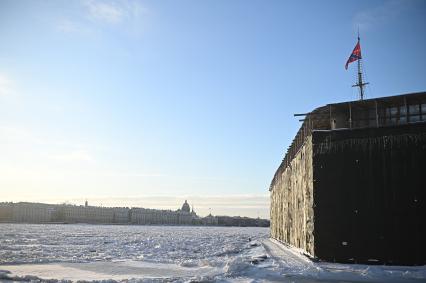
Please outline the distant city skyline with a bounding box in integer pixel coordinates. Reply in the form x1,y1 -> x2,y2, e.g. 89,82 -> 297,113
2,194 -> 269,218
1,0 -> 425,219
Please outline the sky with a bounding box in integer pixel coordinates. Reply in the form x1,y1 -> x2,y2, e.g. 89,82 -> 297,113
0,0 -> 425,218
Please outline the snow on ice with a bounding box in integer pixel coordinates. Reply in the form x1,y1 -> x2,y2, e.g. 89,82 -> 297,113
0,224 -> 425,282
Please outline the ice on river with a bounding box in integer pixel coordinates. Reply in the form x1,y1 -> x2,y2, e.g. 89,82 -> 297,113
0,224 -> 425,282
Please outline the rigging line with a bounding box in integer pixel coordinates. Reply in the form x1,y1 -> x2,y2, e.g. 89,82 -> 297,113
364,67 -> 372,98
360,59 -> 367,99
361,58 -> 372,98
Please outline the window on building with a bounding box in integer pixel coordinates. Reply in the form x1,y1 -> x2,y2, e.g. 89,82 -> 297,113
409,104 -> 419,114
410,115 -> 421,122
399,105 -> 407,124
409,104 -> 420,122
387,107 -> 397,124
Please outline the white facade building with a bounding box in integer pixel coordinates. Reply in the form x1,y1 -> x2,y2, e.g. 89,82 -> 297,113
0,200 -> 201,225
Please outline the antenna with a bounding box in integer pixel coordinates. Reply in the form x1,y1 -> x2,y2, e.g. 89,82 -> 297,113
352,31 -> 369,100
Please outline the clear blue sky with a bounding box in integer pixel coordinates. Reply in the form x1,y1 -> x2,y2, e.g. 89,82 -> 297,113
1,0 -> 425,218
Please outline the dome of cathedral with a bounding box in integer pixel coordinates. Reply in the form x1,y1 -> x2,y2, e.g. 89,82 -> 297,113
181,200 -> 190,213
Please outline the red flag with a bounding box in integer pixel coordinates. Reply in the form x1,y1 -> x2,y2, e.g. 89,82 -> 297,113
345,41 -> 362,70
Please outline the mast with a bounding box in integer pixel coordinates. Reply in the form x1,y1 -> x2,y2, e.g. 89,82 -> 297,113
352,32 -> 369,100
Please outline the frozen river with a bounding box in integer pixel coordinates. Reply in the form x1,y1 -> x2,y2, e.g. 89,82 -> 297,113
0,224 -> 425,282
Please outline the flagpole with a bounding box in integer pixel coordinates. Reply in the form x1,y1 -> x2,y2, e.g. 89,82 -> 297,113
351,31 -> 369,101
357,36 -> 364,100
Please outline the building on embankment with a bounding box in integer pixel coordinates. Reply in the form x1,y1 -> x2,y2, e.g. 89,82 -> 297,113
269,92 -> 426,266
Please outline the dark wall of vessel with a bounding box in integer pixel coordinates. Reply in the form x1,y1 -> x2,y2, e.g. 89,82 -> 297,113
312,123 -> 426,265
